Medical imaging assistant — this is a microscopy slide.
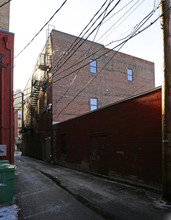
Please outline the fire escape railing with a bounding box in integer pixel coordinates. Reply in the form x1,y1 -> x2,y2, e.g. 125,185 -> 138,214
23,53 -> 51,130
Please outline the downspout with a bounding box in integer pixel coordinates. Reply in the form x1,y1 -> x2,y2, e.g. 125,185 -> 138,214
0,54 -> 4,145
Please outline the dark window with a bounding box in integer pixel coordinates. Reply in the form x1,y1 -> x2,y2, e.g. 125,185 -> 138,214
127,68 -> 133,81
61,134 -> 67,154
90,59 -> 97,73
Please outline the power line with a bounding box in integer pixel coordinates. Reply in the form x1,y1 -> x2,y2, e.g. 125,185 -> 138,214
49,0 -> 159,86
0,0 -> 11,9
53,3 -> 164,118
49,0 -> 145,81
20,0 -> 120,95
22,1 -> 166,118
96,0 -> 145,44
49,0 -> 118,77
14,0 -> 68,59
21,0 -> 161,98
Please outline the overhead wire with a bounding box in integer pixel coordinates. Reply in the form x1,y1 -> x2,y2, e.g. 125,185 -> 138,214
14,0 -> 68,59
49,0 -> 120,78
53,2 -> 163,118
15,0 -> 113,95
20,1 -> 166,117
49,0 -> 109,73
96,0 -> 145,44
55,0 -> 114,105
0,0 -> 11,9
19,0 -> 121,95
21,0 -> 161,104
49,0 -> 144,81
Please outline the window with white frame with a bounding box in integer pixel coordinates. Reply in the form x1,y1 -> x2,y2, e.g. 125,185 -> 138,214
18,110 -> 22,118
90,59 -> 97,74
127,68 -> 133,81
90,98 -> 98,111
18,119 -> 22,127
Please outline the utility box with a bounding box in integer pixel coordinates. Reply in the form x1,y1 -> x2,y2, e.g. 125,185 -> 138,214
0,145 -> 7,157
0,164 -> 16,204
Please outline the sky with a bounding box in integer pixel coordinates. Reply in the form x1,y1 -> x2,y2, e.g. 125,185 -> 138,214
9,0 -> 163,91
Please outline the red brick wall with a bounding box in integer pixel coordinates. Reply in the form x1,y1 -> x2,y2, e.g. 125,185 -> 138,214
22,79 -> 53,161
0,31 -> 14,163
14,108 -> 22,138
54,88 -> 162,187
51,30 -> 155,123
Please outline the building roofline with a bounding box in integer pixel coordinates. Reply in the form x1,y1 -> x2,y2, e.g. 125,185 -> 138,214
51,29 -> 104,47
54,86 -> 162,126
51,29 -> 154,65
0,29 -> 14,35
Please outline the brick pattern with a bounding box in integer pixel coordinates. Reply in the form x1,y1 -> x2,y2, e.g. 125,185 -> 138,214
54,88 -> 162,186
51,30 -> 155,123
0,0 -> 10,31
0,31 -> 14,163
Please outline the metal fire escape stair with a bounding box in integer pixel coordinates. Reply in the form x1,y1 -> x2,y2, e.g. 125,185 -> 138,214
30,81 -> 40,116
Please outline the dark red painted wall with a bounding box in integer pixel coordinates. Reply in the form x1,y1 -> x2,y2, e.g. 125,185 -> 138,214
54,88 -> 162,186
0,30 -> 14,163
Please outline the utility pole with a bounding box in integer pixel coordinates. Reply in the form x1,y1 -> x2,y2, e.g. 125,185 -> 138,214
161,0 -> 171,201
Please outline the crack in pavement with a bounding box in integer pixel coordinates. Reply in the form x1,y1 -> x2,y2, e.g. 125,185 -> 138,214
39,170 -> 117,220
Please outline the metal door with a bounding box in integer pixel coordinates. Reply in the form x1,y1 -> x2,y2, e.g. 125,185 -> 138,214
90,135 -> 108,175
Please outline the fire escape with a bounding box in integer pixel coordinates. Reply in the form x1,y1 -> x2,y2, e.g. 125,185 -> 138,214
25,53 -> 50,129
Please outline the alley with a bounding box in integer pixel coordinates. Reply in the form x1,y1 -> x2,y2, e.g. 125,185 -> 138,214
14,154 -> 171,220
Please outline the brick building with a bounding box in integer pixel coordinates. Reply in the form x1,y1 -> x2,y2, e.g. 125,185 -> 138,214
13,90 -> 22,150
0,31 -> 14,163
0,0 -> 10,31
22,29 -> 155,162
0,1 -> 14,163
53,87 -> 162,189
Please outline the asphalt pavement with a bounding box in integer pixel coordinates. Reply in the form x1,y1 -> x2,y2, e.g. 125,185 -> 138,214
3,152 -> 171,220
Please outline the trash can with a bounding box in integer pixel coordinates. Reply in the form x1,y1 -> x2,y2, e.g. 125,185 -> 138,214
0,160 -> 10,164
0,164 -> 16,204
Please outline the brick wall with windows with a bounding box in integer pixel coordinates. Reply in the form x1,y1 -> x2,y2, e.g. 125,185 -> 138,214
22,29 -> 155,162
53,87 -> 162,187
14,108 -> 22,139
51,30 -> 155,123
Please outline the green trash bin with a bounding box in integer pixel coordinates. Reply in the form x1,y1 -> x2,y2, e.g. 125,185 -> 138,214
0,160 -> 10,164
0,164 -> 16,204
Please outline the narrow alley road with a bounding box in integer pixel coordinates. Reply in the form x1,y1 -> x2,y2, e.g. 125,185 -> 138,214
14,154 -> 171,220
14,155 -> 104,220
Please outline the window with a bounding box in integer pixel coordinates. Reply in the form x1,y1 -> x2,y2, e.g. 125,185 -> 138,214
61,134 -> 67,154
37,100 -> 39,115
127,68 -> 133,81
90,98 -> 98,111
18,130 -> 21,137
44,92 -> 47,107
18,110 -> 22,118
18,119 -> 22,127
90,59 -> 97,73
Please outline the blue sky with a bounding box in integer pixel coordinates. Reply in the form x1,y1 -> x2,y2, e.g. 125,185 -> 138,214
10,0 -> 163,91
